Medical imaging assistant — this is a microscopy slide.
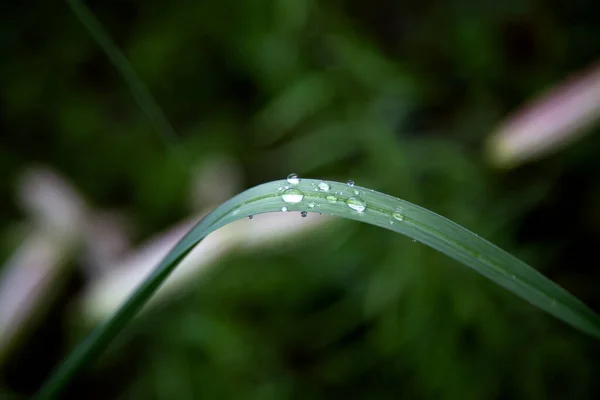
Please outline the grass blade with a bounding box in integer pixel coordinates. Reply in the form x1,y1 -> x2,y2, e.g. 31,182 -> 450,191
65,0 -> 186,163
36,178 -> 600,399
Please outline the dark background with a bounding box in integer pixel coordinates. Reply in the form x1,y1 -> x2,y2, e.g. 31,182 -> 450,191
1,0 -> 600,398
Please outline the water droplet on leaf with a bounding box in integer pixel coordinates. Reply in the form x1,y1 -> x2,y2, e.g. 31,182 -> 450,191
301,211 -> 308,218
281,206 -> 288,212
282,188 -> 304,204
308,202 -> 315,208
346,196 -> 366,213
287,173 -> 300,185
318,181 -> 330,191
347,180 -> 355,187
326,195 -> 337,203
392,208 -> 405,222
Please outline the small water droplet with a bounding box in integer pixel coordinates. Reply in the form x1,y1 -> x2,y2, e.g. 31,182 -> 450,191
277,186 -> 283,191
392,208 -> 405,222
347,180 -> 355,187
308,202 -> 315,208
326,195 -> 337,203
281,206 -> 288,212
353,189 -> 359,195
346,196 -> 366,213
249,215 -> 253,219
389,220 -> 394,225
318,181 -> 330,191
412,239 -> 416,243
301,211 -> 308,218
282,188 -> 304,204
287,173 -> 300,185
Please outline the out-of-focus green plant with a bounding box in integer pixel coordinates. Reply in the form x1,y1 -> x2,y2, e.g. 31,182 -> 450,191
3,0 -> 600,399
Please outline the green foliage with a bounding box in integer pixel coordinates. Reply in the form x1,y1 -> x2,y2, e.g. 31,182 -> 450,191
2,0 -> 600,399
37,177 -> 600,399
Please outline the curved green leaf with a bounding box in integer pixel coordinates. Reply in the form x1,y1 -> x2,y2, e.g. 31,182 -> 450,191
36,178 -> 600,399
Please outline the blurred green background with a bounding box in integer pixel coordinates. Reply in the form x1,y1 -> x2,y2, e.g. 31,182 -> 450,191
1,0 -> 600,399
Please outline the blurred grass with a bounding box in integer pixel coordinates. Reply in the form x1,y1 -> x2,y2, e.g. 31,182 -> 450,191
1,0 -> 600,399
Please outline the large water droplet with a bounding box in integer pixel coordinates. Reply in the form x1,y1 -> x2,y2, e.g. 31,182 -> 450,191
281,206 -> 288,212
300,211 -> 308,218
347,180 -> 355,187
287,173 -> 300,185
392,207 -> 405,222
318,181 -> 330,191
282,188 -> 304,204
326,195 -> 337,203
346,196 -> 366,213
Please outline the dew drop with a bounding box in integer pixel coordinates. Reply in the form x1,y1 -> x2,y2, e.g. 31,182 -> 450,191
301,211 -> 308,218
326,195 -> 337,203
392,208 -> 405,222
282,188 -> 304,204
287,173 -> 300,185
353,189 -> 359,195
277,186 -> 283,191
308,202 -> 315,208
389,220 -> 394,225
347,180 -> 355,187
346,196 -> 366,213
318,181 -> 330,191
249,215 -> 253,219
281,206 -> 288,212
